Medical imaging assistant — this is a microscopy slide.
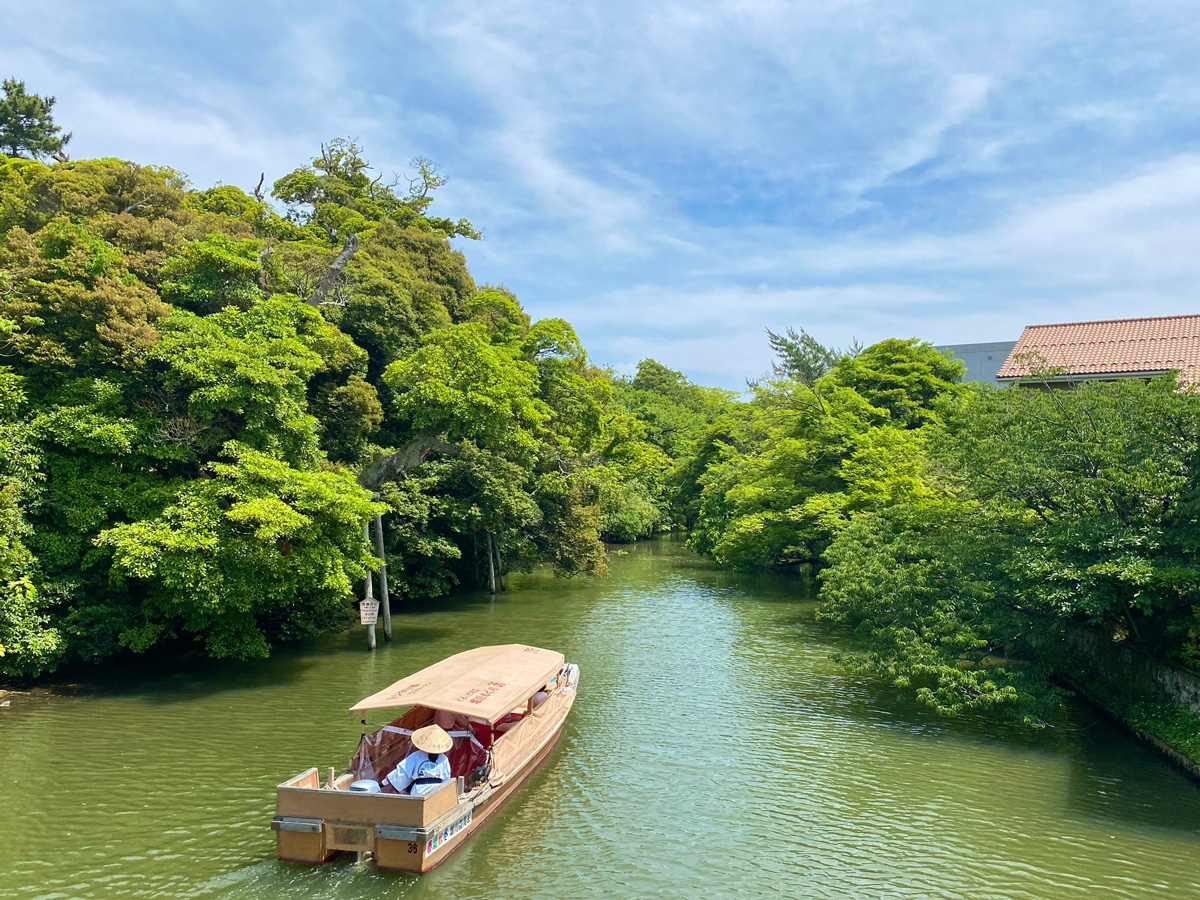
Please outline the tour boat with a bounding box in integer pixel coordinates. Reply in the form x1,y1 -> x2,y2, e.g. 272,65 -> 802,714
273,643 -> 579,872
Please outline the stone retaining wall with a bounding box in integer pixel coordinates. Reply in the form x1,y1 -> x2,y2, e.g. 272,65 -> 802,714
1068,628 -> 1200,716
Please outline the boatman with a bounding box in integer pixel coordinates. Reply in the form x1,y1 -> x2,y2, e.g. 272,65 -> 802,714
384,724 -> 453,796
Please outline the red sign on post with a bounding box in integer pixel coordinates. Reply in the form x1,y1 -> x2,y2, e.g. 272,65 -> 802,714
360,599 -> 380,626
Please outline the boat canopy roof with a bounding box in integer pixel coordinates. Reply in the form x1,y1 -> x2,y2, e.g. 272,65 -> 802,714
349,644 -> 565,724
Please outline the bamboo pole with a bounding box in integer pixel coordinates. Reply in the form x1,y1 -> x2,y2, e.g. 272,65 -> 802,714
372,514 -> 392,641
485,531 -> 496,595
363,523 -> 376,651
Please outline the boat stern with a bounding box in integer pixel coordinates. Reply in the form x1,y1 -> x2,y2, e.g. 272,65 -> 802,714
273,768 -> 462,872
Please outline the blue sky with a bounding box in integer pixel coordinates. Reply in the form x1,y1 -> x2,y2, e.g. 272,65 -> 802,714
5,1 -> 1200,388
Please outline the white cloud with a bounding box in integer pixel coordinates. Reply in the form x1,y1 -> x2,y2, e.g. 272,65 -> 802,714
5,0 -> 1200,387
841,73 -> 993,203
777,153 -> 1200,288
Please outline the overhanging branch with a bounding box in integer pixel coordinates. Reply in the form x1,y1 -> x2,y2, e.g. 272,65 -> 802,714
358,429 -> 460,491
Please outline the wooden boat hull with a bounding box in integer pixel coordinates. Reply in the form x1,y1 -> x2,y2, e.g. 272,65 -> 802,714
274,677 -> 575,873
376,725 -> 563,871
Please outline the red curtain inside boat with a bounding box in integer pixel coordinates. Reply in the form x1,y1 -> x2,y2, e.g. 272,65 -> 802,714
351,713 -> 487,787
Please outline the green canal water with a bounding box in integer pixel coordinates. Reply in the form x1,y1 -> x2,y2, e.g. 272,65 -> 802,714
3,536 -> 1200,899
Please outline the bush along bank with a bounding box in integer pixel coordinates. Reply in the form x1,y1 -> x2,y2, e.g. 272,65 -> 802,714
688,329 -> 1200,768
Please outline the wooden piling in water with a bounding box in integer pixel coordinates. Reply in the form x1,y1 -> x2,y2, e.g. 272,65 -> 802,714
494,539 -> 506,592
372,514 -> 392,641
363,523 -> 376,651
486,532 -> 496,595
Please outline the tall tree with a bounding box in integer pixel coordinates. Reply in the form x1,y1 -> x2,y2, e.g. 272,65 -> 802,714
766,327 -> 842,387
0,79 -> 71,161
689,337 -> 961,569
820,375 -> 1200,720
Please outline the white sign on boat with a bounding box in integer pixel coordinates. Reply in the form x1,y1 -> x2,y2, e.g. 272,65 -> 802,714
359,599 -> 379,625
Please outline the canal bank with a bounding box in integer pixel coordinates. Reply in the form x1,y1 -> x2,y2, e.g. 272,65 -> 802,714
1061,628 -> 1200,784
2,536 -> 1199,899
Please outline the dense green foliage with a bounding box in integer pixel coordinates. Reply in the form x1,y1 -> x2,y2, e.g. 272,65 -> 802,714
690,332 -> 1200,726
599,360 -> 736,541
0,139 -> 704,678
820,376 -> 1200,720
689,337 -> 963,568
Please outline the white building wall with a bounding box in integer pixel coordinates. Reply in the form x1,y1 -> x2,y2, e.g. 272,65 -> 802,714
936,341 -> 1018,385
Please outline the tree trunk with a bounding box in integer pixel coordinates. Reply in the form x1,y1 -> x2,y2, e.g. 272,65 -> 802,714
354,434 -> 462,647
1121,596 -> 1143,644
306,233 -> 359,307
357,430 -> 459,491
485,532 -> 496,595
372,514 -> 392,641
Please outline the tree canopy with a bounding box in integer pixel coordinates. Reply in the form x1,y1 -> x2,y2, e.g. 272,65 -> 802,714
688,335 -> 962,568
0,135 -> 703,678
0,78 -> 71,161
818,376 -> 1200,720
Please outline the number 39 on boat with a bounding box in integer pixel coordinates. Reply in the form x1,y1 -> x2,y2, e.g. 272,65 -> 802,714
272,644 -> 580,872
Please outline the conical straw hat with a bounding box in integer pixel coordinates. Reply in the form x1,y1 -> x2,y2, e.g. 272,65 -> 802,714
412,723 -> 453,754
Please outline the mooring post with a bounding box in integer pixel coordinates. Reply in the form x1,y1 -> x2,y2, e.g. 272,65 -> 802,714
372,513 -> 392,641
485,531 -> 496,595
363,523 -> 376,651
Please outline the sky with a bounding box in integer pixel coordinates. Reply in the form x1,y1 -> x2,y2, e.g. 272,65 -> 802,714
5,1 -> 1200,388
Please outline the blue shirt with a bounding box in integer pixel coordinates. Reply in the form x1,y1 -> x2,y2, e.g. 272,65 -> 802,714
385,751 -> 451,796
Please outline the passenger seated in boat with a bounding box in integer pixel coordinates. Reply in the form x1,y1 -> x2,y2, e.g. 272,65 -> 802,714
383,724 -> 452,797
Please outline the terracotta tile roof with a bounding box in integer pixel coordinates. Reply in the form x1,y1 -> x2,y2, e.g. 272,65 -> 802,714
996,314 -> 1200,384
